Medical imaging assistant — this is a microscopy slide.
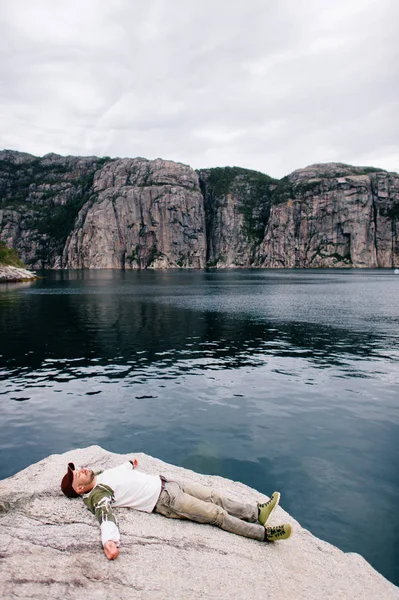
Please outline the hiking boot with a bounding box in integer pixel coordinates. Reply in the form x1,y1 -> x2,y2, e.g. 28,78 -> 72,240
264,523 -> 292,542
258,492 -> 280,526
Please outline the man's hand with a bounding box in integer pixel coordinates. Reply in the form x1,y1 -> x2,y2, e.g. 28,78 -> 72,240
103,541 -> 120,560
130,458 -> 139,468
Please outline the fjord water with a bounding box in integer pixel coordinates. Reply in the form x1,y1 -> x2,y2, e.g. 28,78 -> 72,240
1,269 -> 398,584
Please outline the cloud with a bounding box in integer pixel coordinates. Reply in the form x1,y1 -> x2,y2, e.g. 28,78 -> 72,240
0,0 -> 398,177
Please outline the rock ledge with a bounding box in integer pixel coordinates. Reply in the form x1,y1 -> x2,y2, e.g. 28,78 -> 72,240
0,265 -> 36,282
0,446 -> 397,600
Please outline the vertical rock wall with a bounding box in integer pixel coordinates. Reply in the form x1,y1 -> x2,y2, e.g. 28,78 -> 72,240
254,164 -> 399,268
198,167 -> 276,267
0,150 -> 110,269
63,158 -> 206,269
0,152 -> 398,269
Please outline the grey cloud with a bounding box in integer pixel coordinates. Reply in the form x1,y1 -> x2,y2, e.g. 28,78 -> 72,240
0,0 -> 398,177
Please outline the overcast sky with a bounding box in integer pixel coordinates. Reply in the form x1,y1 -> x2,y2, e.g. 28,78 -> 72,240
1,0 -> 398,178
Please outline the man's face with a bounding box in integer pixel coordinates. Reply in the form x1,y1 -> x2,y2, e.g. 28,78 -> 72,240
72,467 -> 95,492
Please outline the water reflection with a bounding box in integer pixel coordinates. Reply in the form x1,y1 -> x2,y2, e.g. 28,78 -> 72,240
1,291 -> 397,374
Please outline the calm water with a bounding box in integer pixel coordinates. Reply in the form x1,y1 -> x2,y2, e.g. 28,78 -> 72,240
0,269 -> 398,585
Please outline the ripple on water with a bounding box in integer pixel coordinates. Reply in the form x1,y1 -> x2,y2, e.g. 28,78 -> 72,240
1,270 -> 399,586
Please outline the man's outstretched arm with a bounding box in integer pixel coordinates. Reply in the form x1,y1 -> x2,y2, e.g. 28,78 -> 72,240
84,484 -> 121,560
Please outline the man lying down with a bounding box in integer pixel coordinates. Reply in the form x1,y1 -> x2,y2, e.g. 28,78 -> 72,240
61,458 -> 292,560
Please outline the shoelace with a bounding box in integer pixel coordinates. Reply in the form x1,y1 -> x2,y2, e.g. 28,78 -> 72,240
267,526 -> 285,536
258,498 -> 273,509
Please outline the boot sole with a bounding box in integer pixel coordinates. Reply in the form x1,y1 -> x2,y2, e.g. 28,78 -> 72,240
267,492 -> 280,524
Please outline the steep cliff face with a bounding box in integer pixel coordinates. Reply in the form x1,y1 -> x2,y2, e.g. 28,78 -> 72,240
198,167 -> 277,267
0,151 -> 398,269
254,164 -> 399,268
0,150 -> 110,269
64,158 -> 206,269
0,151 -> 206,269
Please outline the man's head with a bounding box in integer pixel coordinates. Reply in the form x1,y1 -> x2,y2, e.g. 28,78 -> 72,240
61,463 -> 96,498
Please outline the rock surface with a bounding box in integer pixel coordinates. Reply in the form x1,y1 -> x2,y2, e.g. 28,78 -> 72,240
254,164 -> 399,268
1,150 -> 399,269
0,150 -> 110,269
63,158 -> 206,269
0,445 -> 397,600
199,167 -> 276,267
0,265 -> 36,282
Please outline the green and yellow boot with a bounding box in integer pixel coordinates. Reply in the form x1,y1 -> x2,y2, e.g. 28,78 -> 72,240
258,492 -> 280,526
264,523 -> 292,542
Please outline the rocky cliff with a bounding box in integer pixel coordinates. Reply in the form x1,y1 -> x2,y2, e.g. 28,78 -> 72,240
0,150 -> 398,269
0,150 -> 110,269
64,157 -> 206,269
254,164 -> 399,268
198,166 -> 277,267
0,446 -> 398,600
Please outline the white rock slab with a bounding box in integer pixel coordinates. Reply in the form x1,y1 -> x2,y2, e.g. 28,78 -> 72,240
0,266 -> 36,282
0,445 -> 397,600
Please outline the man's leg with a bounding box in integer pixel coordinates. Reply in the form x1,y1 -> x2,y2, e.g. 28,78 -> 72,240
174,478 -> 259,522
154,481 -> 265,541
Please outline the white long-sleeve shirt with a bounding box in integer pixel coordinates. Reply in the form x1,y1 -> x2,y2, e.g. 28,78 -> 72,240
83,462 -> 162,547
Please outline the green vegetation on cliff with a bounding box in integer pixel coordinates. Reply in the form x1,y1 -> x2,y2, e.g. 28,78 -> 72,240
0,153 -> 112,266
32,189 -> 93,244
0,240 -> 24,267
1,151 -> 397,270
0,156 -> 111,245
198,166 -> 278,243
200,166 -> 277,198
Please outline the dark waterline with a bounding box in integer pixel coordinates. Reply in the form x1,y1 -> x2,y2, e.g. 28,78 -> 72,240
0,269 -> 398,585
